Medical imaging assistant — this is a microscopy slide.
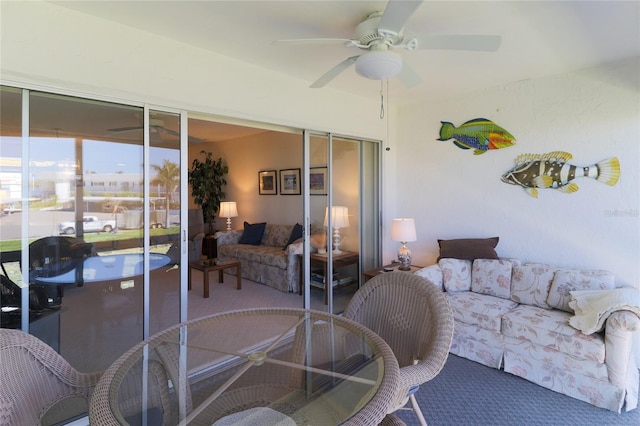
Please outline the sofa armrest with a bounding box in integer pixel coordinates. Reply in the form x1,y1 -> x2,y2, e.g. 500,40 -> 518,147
605,310 -> 640,387
414,264 -> 443,291
285,239 -> 304,255
215,230 -> 243,247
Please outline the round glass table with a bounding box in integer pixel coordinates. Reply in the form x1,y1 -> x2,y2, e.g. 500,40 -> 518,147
32,253 -> 172,285
90,308 -> 400,425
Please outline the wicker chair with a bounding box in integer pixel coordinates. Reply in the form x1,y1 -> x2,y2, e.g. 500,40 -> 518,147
380,413 -> 407,425
343,272 -> 454,426
0,328 -> 102,426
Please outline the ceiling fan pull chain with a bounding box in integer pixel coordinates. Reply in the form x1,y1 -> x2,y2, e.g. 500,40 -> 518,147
379,80 -> 385,119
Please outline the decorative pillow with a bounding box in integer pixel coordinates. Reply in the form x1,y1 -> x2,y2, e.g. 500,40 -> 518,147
439,258 -> 472,292
284,223 -> 303,249
510,264 -> 557,308
238,221 -> 266,245
471,259 -> 512,299
414,265 -> 444,291
437,237 -> 499,261
547,269 -> 616,312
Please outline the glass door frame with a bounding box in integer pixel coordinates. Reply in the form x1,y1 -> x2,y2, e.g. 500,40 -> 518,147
141,105 -> 190,337
302,130 -> 382,313
6,87 -> 190,341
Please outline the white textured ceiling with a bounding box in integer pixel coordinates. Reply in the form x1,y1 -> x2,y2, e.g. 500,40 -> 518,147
50,0 -> 639,105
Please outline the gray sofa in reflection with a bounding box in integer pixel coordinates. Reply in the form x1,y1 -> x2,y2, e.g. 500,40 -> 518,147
188,209 -> 205,263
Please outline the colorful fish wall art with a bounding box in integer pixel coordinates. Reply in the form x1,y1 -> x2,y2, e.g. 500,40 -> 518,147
501,151 -> 620,198
438,118 -> 516,155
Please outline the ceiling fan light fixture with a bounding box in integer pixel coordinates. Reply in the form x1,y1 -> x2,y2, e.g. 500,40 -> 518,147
355,51 -> 403,80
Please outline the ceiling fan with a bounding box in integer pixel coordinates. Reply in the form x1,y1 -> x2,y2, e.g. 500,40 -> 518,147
108,116 -> 206,143
273,0 -> 501,88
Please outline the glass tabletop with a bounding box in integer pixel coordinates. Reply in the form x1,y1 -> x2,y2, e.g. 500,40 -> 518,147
90,308 -> 399,425
32,253 -> 171,284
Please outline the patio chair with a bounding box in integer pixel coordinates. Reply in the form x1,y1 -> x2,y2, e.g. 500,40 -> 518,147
343,272 -> 454,426
0,328 -> 102,426
380,414 -> 407,425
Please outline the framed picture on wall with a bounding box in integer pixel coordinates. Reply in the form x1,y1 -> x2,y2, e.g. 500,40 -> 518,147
279,168 -> 301,195
258,170 -> 277,195
309,166 -> 327,195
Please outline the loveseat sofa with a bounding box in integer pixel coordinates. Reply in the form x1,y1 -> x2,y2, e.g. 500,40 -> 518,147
415,248 -> 640,413
215,223 -> 302,293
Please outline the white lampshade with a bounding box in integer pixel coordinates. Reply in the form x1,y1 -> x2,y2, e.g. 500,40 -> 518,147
219,201 -> 238,231
324,206 -> 349,254
219,202 -> 238,218
355,51 -> 403,81
391,218 -> 417,242
324,206 -> 350,229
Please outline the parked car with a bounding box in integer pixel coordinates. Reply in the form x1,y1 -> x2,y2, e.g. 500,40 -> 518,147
58,216 -> 116,235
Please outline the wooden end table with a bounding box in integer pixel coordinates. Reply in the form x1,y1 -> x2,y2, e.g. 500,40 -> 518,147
363,263 -> 424,282
298,251 -> 359,305
188,258 -> 241,298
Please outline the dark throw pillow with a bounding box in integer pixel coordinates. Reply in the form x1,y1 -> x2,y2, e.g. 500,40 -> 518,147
437,237 -> 499,261
238,222 -> 266,245
284,223 -> 304,250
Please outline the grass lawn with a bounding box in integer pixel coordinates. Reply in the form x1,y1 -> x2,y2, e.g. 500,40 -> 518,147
0,227 -> 179,252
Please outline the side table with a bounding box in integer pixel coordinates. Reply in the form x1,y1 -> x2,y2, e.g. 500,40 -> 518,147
298,251 -> 359,305
363,263 -> 424,282
188,258 -> 241,298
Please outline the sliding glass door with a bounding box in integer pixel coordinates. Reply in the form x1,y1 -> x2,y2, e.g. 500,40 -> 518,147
0,87 -> 187,382
303,131 -> 380,314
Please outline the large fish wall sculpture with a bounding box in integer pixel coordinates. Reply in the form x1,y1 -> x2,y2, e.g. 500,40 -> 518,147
501,151 -> 620,198
438,118 -> 516,155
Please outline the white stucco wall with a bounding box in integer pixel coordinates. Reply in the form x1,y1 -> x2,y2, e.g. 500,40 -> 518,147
394,58 -> 640,289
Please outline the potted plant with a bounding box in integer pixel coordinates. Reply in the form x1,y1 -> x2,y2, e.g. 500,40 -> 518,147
188,151 -> 229,257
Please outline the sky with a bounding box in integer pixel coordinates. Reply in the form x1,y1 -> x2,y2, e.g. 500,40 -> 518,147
1,136 -> 179,175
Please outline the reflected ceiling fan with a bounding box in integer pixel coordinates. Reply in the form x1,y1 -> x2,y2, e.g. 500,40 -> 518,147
108,116 -> 206,143
273,0 -> 501,88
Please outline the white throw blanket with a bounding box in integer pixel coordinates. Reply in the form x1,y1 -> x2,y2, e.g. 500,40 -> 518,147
568,287 -> 640,334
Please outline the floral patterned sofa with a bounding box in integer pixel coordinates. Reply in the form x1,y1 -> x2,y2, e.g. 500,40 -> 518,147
215,223 -> 302,293
415,255 -> 640,412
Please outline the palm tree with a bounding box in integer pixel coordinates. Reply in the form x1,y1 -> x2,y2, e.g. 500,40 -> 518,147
150,160 -> 179,214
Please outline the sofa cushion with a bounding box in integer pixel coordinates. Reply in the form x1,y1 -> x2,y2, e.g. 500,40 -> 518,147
284,223 -> 303,249
219,244 -> 262,263
502,304 -> 605,363
510,264 -> 557,309
471,259 -> 512,299
447,292 -> 517,332
258,246 -> 289,269
547,269 -> 615,313
437,237 -> 499,261
439,258 -> 472,292
262,224 -> 292,247
239,222 -> 267,245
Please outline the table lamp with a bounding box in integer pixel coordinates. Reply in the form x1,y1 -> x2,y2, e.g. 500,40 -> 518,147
324,206 -> 349,254
391,218 -> 417,271
219,201 -> 238,231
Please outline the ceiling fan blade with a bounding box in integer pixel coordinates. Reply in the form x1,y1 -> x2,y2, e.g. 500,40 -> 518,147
273,38 -> 353,46
397,61 -> 422,88
158,127 -> 180,137
108,126 -> 143,133
378,0 -> 423,36
415,34 -> 502,51
310,56 -> 360,88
